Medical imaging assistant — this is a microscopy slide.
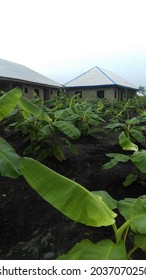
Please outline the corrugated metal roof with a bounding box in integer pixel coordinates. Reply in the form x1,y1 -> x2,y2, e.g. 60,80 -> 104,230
65,66 -> 138,90
0,58 -> 62,88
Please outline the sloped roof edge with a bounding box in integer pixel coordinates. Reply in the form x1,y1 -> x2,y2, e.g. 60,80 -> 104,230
0,58 -> 62,88
65,66 -> 138,90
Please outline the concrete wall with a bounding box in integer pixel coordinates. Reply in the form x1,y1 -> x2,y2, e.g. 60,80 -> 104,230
67,87 -> 118,101
22,84 -> 43,100
47,88 -> 59,100
21,85 -> 60,101
22,85 -> 59,101
0,80 -> 60,101
66,87 -> 136,101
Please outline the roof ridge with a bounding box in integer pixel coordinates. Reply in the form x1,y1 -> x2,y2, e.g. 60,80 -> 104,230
95,66 -> 115,84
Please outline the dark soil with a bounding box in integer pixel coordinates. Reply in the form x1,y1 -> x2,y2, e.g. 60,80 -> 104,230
0,130 -> 146,260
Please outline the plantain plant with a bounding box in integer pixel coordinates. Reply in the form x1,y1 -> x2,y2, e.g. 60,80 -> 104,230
106,114 -> 146,147
4,89 -> 80,161
102,131 -> 146,186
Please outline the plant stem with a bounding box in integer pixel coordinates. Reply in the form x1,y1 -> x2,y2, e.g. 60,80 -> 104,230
112,220 -> 130,244
128,245 -> 139,258
123,225 -> 129,243
112,223 -> 118,242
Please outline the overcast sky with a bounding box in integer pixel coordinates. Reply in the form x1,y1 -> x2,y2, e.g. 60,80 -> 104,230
0,0 -> 146,87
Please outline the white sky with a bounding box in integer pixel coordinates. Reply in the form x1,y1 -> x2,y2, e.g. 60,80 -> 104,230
0,0 -> 146,87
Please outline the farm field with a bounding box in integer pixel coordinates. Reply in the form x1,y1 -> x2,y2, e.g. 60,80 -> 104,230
0,88 -> 146,260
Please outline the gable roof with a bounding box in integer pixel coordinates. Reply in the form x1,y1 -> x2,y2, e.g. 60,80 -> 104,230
65,66 -> 138,90
0,58 -> 62,88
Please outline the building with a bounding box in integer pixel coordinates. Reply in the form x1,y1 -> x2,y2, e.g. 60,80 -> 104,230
65,66 -> 138,101
0,59 -> 62,100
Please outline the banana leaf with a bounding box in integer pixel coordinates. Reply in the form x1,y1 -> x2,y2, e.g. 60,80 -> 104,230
118,196 -> 146,235
54,120 -> 81,139
119,132 -> 138,151
57,239 -> 127,260
0,137 -> 21,178
130,198 -> 146,235
130,150 -> 146,173
19,96 -> 51,122
134,234 -> 146,252
0,87 -> 22,121
20,157 -> 116,227
92,190 -> 117,209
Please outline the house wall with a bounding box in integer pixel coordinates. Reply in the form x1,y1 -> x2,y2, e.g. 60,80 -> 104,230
66,87 -> 136,101
44,88 -> 59,100
0,82 -> 12,92
118,88 -> 136,101
0,80 -> 60,101
67,87 -> 118,101
22,84 -> 43,100
22,85 -> 59,101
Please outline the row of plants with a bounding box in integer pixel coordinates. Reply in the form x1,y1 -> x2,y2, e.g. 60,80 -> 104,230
1,88 -> 146,259
3,89 -> 146,162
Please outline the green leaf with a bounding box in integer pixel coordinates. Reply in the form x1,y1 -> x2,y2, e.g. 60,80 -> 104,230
138,125 -> 146,132
134,234 -> 146,252
20,158 -> 116,227
39,124 -> 55,137
130,129 -> 145,143
131,214 -> 146,234
123,174 -> 138,186
54,108 -> 75,120
103,153 -> 130,170
130,150 -> 146,173
19,96 -> 51,122
106,123 -> 124,129
52,145 -> 65,161
54,121 -> 81,139
57,239 -> 127,260
119,197 -> 146,234
126,117 -> 141,125
119,132 -> 138,151
102,158 -> 118,170
37,149 -> 51,162
63,139 -> 78,155
0,87 -> 22,121
130,199 -> 146,234
106,153 -> 129,162
92,190 -> 117,210
118,195 -> 146,220
0,137 -> 21,178
118,198 -> 137,220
